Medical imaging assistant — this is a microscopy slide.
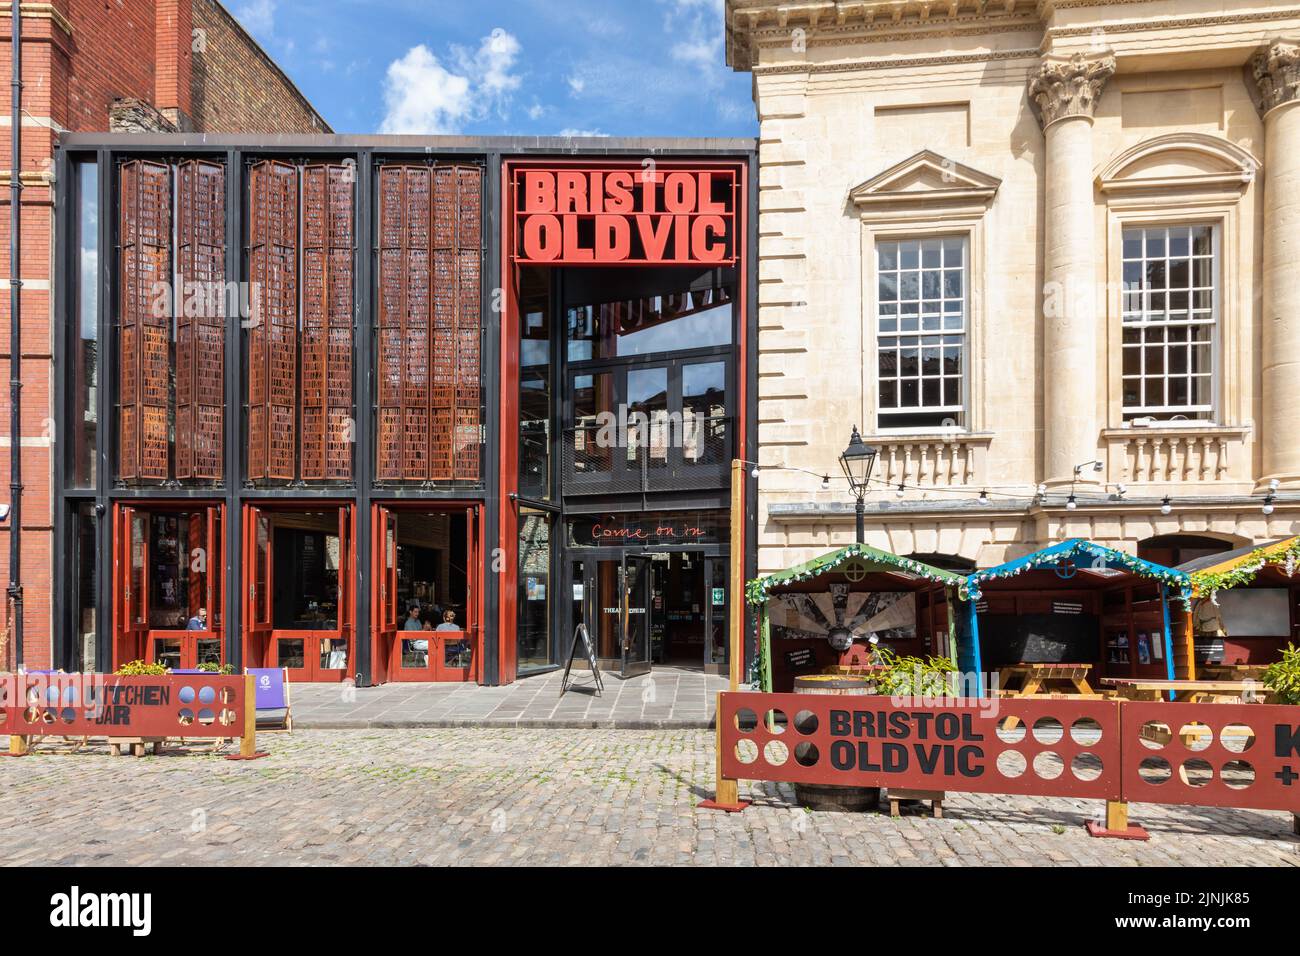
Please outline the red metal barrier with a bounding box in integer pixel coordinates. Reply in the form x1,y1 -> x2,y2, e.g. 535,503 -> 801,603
1119,701 -> 1300,814
711,692 -> 1300,834
717,691 -> 1122,801
2,674 -> 265,759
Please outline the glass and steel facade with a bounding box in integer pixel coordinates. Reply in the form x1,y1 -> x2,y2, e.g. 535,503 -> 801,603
52,135 -> 756,685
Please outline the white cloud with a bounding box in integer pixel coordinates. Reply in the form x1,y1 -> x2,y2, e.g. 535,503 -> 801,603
379,45 -> 473,135
235,0 -> 275,39
662,0 -> 725,90
558,128 -> 609,138
379,29 -> 522,134
566,74 -> 586,95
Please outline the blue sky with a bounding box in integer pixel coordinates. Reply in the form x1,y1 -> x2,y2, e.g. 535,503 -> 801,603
229,0 -> 758,137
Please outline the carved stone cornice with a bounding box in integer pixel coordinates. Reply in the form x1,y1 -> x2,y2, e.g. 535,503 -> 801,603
1028,51 -> 1115,129
1252,38 -> 1300,116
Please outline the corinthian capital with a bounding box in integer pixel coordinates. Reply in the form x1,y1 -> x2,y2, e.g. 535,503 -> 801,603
1252,38 -> 1300,115
1029,52 -> 1116,129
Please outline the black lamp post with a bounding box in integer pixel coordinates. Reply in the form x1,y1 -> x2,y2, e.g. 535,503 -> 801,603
839,426 -> 878,544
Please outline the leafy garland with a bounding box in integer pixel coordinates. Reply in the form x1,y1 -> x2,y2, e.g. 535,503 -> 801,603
745,544 -> 961,606
1190,538 -> 1300,605
963,539 -> 1193,606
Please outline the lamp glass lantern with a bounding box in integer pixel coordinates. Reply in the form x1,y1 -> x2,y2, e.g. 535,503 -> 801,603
839,426 -> 878,544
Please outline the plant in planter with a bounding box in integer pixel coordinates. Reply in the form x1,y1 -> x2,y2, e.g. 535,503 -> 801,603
869,648 -> 959,699
1263,643 -> 1300,705
115,660 -> 168,676
196,662 -> 235,675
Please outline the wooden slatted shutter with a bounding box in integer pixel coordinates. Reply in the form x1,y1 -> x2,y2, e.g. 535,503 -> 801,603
118,160 -> 171,480
375,163 -> 481,482
175,159 -> 226,479
247,160 -> 299,481
301,163 -> 355,480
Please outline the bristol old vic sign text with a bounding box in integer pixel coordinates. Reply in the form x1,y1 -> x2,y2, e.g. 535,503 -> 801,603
512,165 -> 738,265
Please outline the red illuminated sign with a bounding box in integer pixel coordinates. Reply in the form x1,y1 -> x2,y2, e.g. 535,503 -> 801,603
511,165 -> 738,265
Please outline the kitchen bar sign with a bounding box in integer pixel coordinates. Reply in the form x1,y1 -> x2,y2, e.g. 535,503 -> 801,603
511,164 -> 738,265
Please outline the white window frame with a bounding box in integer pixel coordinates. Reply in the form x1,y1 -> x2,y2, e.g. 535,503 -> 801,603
873,235 -> 970,432
1119,222 -> 1219,423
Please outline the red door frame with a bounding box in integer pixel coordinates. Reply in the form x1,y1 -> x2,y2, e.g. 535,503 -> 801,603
241,502 -> 357,683
111,502 -> 226,671
371,501 -> 484,683
497,158 -> 750,686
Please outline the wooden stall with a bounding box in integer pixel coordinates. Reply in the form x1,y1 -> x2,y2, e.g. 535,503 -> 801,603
1175,536 -> 1300,679
745,546 -> 964,694
963,539 -> 1193,697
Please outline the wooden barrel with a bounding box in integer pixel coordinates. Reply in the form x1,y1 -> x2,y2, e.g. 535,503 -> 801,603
792,675 -> 881,812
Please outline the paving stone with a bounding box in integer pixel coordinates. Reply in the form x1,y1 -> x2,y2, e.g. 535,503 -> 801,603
2,728 -> 1296,866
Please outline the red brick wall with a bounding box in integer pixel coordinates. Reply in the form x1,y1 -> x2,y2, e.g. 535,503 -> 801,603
0,0 -> 327,670
190,0 -> 329,134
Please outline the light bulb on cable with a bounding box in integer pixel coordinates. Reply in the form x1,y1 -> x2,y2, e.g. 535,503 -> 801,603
978,490 -> 990,505
821,474 -> 830,491
751,465 -> 760,478
895,483 -> 906,499
1066,494 -> 1077,511
1160,496 -> 1173,516
1263,494 -> 1276,516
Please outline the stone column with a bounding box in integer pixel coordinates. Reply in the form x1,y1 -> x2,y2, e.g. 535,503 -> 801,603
1254,39 -> 1300,491
1029,51 -> 1115,488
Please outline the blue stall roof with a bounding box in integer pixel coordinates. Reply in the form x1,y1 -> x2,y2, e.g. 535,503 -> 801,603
964,538 -> 1192,601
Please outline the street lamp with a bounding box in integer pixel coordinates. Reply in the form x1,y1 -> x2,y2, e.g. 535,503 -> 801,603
839,426 -> 878,544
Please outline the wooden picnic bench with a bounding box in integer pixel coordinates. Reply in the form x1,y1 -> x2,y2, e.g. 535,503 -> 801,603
995,664 -> 1100,728
1103,678 -> 1268,703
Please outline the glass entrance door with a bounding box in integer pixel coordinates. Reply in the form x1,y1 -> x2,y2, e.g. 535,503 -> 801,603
622,554 -> 652,679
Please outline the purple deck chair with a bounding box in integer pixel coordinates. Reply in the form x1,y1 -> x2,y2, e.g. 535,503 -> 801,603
246,667 -> 293,732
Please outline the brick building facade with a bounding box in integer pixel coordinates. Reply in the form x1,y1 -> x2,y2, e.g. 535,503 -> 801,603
1,0 -> 328,669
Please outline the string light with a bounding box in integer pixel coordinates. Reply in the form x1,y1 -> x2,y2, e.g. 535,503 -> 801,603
1160,496 -> 1173,515
1066,494 -> 1077,511
978,489 -> 990,505
820,474 -> 830,490
895,482 -> 906,499
1263,494 -> 1276,516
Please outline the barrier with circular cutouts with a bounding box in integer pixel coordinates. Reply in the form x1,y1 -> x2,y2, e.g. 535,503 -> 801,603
720,692 -> 1123,800
719,692 -> 1300,816
1121,701 -> 1300,814
3,674 -> 248,739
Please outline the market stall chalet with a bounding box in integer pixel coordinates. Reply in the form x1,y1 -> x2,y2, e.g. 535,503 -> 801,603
1175,536 -> 1300,679
962,539 -> 1193,694
745,545 -> 965,693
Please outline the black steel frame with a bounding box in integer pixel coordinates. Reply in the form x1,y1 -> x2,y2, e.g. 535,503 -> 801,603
52,134 -> 757,686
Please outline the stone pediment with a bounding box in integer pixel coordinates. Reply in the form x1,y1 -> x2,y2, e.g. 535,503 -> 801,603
1096,133 -> 1259,194
849,150 -> 1001,211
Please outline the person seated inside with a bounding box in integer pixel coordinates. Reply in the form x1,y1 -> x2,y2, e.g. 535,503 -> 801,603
436,610 -> 460,632
187,607 -> 208,631
402,603 -> 423,631
421,618 -> 434,631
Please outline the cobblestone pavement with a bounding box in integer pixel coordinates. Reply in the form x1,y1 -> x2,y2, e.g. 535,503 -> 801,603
1,729 -> 1295,866
291,666 -> 725,728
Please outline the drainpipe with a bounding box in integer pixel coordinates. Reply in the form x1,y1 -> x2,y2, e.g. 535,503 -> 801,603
8,1 -> 22,672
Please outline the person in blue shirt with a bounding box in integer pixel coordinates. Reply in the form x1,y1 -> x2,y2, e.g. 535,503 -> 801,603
403,603 -> 424,631
186,608 -> 207,631
435,610 -> 460,632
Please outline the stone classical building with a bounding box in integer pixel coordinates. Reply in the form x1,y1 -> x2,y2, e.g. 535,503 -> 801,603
726,0 -> 1300,576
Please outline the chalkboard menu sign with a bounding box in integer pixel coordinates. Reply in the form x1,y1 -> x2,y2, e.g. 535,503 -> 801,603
561,624 -> 604,696
979,613 -> 1100,667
